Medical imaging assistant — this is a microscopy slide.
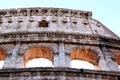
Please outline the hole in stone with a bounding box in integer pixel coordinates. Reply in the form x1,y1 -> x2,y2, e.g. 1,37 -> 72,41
83,19 -> 88,25
29,17 -> 34,22
7,18 -> 13,23
95,30 -> 98,34
0,18 -> 2,24
62,18 -> 68,23
38,20 -> 49,27
18,18 -> 23,23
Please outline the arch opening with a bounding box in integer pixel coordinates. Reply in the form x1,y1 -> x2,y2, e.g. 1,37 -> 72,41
115,53 -> 120,68
23,46 -> 54,68
0,49 -> 6,69
70,48 -> 99,70
109,48 -> 120,68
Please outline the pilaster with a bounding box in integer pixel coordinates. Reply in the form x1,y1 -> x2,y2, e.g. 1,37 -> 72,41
54,53 -> 59,67
65,53 -> 71,67
58,42 -> 66,67
96,47 -> 110,70
99,45 -> 119,71
3,42 -> 22,68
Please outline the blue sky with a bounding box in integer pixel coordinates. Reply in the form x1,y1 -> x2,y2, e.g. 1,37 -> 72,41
0,0 -> 120,37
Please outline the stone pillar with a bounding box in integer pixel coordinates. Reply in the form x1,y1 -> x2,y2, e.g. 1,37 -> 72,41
15,54 -> 23,68
99,46 -> 119,71
58,42 -> 66,67
96,47 -> 110,70
65,53 -> 71,67
54,53 -> 59,67
3,42 -> 21,68
98,57 -> 110,70
3,54 -> 12,68
105,56 -> 119,71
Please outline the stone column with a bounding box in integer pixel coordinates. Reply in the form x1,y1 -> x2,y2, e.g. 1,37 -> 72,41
105,56 -> 119,71
65,53 -> 71,67
54,53 -> 59,67
15,54 -> 23,68
3,54 -> 12,68
3,42 -> 21,68
98,57 -> 110,70
58,42 -> 66,67
96,47 -> 110,70
99,46 -> 119,71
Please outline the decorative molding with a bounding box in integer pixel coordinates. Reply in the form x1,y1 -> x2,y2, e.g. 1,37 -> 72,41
0,32 -> 119,48
62,17 -> 68,23
83,19 -> 89,25
29,17 -> 34,22
96,22 -> 101,27
7,18 -> 13,23
0,8 -> 92,18
18,17 -> 23,23
72,18 -> 77,24
51,16 -> 57,22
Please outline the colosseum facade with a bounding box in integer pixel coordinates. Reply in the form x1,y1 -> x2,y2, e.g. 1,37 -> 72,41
0,7 -> 120,80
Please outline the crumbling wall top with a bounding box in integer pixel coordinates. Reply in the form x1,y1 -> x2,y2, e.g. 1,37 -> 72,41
0,7 -> 92,18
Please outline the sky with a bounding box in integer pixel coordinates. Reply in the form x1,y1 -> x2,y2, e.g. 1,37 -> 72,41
0,0 -> 120,37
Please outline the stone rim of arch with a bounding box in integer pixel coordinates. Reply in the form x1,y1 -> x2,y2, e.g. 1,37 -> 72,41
19,43 -> 58,55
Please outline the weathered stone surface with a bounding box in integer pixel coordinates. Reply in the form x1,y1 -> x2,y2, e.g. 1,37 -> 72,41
0,7 -> 120,80
0,67 -> 119,80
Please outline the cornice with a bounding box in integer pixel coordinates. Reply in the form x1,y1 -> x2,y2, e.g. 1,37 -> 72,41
0,7 -> 92,19
0,32 -> 120,48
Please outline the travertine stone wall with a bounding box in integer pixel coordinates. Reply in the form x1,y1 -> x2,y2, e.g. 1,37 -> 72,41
0,8 -> 120,80
0,67 -> 118,80
0,42 -> 119,71
0,8 -> 119,39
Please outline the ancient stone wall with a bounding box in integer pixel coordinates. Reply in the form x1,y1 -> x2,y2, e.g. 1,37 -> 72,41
0,41 -> 119,71
0,67 -> 119,80
0,7 -> 120,80
0,8 -> 118,39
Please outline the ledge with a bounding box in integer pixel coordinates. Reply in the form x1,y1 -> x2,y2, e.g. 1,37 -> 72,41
0,7 -> 92,19
0,32 -> 120,47
0,67 -> 120,76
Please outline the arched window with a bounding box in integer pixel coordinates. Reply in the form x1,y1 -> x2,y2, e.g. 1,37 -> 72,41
70,48 -> 99,70
22,46 -> 54,68
116,53 -> 120,68
109,48 -> 120,68
0,49 -> 6,69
